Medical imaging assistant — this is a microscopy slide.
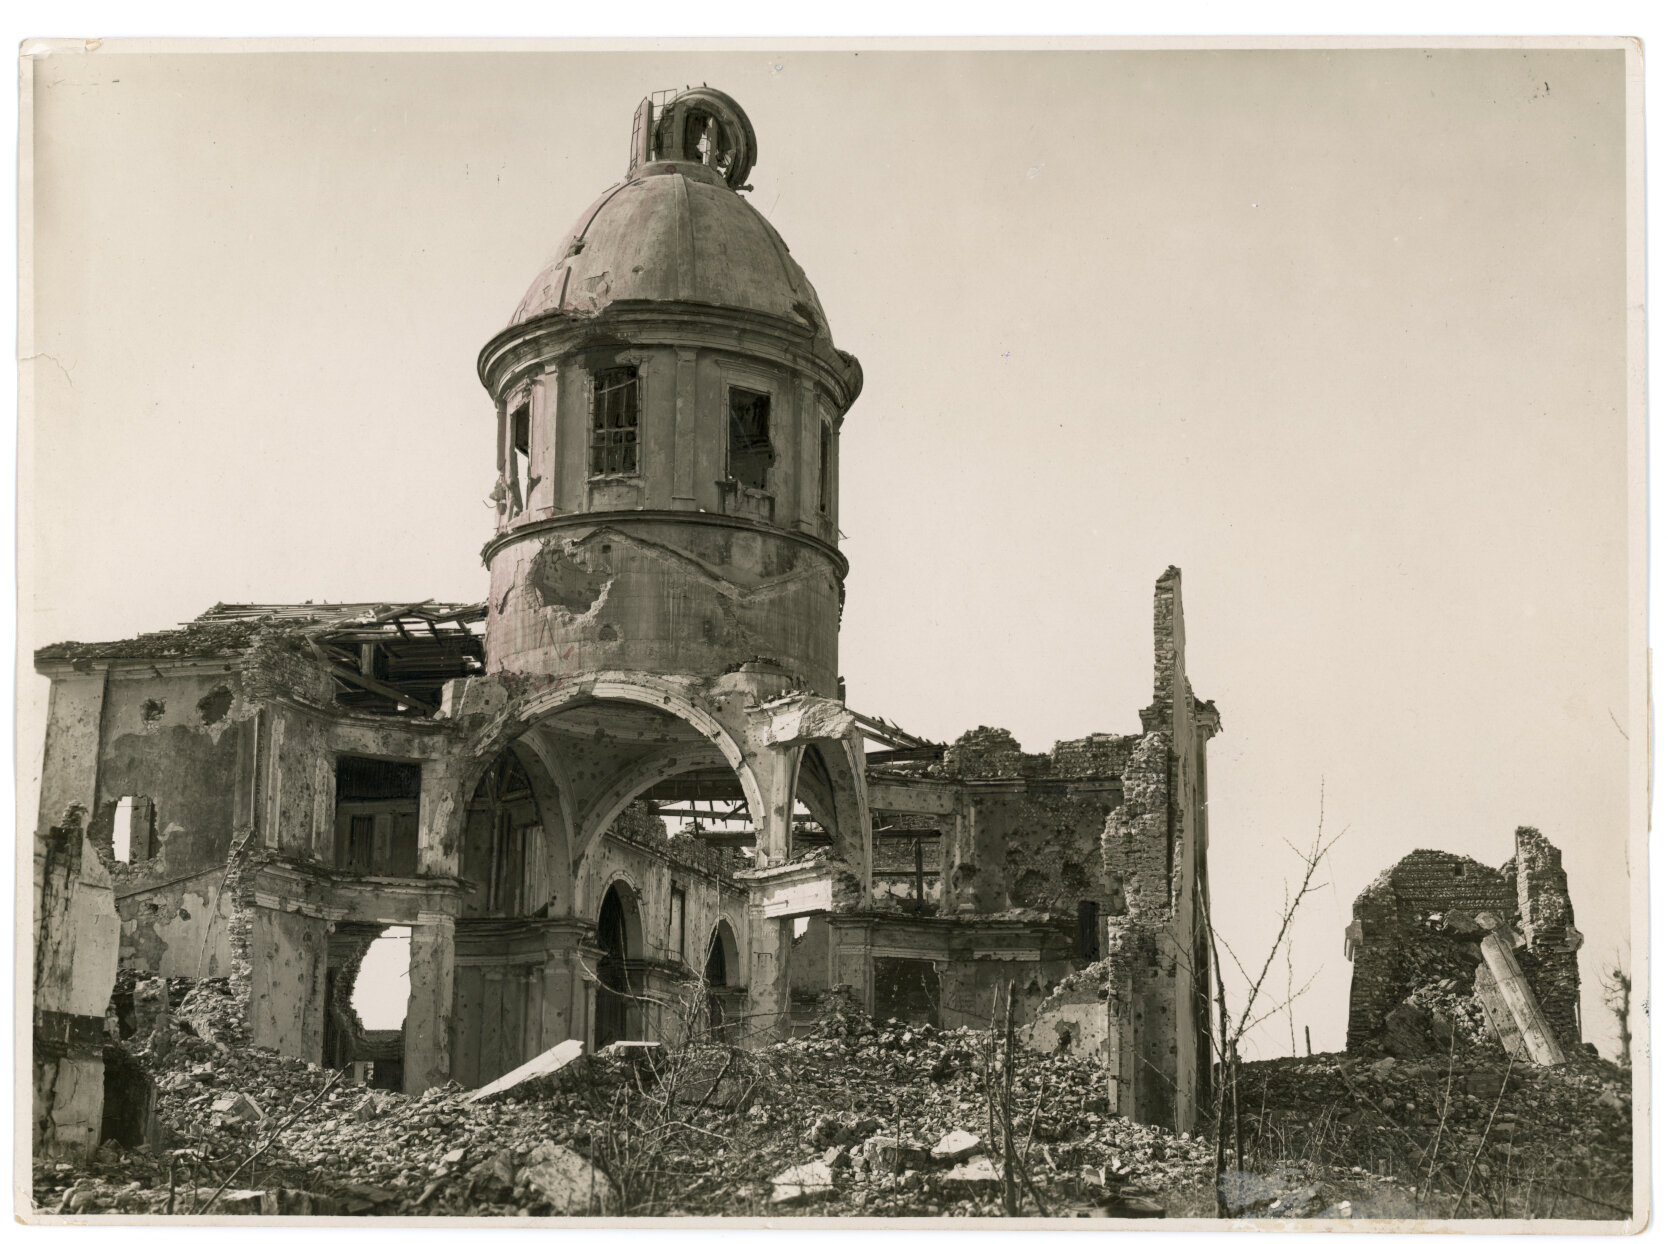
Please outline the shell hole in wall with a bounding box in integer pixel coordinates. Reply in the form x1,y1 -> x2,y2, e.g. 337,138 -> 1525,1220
352,926 -> 413,1030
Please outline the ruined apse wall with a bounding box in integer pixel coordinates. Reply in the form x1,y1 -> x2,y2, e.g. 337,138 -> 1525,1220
1344,828 -> 1583,1053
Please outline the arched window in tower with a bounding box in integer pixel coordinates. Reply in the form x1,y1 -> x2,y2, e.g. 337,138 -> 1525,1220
590,366 -> 640,477
727,387 -> 773,490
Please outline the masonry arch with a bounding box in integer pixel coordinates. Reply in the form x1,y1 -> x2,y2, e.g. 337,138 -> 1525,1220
595,879 -> 644,1047
793,735 -> 872,888
458,748 -> 566,918
704,917 -> 743,1039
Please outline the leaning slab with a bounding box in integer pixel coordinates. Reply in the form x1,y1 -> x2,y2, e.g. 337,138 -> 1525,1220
466,1039 -> 584,1103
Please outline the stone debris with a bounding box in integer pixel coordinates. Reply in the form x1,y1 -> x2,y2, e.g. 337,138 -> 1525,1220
519,1142 -> 618,1215
29,978 -> 1630,1221
209,1093 -> 264,1124
770,1160 -> 835,1204
942,1156 -> 1000,1186
930,1129 -> 984,1164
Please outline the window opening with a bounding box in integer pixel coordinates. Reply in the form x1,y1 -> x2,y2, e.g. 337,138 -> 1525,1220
590,367 -> 640,476
727,387 -> 773,490
113,796 -> 134,863
1077,900 -> 1102,961
818,422 -> 832,513
335,756 -> 421,876
669,886 -> 686,962
509,401 -> 532,512
111,795 -> 155,863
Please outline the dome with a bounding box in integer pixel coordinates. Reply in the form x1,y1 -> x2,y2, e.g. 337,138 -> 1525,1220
510,160 -> 830,336
509,89 -> 836,340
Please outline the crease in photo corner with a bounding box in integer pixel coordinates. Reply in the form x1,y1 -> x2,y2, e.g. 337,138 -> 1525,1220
14,37 -> 1646,1231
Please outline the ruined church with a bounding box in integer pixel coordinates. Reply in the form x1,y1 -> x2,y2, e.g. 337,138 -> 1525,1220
32,89 -> 1220,1155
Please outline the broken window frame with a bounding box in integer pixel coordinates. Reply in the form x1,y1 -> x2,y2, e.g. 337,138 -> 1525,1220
726,385 -> 773,491
589,366 -> 641,478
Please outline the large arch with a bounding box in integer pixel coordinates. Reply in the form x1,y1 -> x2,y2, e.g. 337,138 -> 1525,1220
574,741 -> 728,865
514,677 -> 765,825
450,676 -> 769,877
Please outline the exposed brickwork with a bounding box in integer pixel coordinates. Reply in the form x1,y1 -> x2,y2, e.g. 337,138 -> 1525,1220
1345,831 -> 1583,1057
1514,826 -> 1583,1049
1104,732 -> 1171,922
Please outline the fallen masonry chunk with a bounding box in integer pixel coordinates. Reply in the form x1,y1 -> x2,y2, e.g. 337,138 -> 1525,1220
218,1189 -> 265,1214
520,1141 -> 618,1215
598,1040 -> 661,1059
862,1133 -> 929,1173
466,1039 -> 584,1104
1105,1194 -> 1165,1218
942,1156 -> 1001,1187
210,1093 -> 265,1123
470,1150 -> 520,1198
261,1188 -> 316,1215
930,1129 -> 984,1164
333,1181 -> 399,1213
770,1160 -> 835,1205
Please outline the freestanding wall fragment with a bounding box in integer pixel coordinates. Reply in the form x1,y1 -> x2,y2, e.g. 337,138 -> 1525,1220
33,807 -> 121,1158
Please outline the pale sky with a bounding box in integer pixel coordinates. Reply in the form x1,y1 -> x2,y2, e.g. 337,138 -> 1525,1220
21,45 -> 1639,1057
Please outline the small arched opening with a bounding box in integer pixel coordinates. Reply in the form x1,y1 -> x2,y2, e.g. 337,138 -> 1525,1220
704,919 -> 742,1041
595,880 -> 643,1048
462,749 -> 549,918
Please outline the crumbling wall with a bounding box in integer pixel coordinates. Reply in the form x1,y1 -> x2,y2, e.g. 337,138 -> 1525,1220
1344,831 -> 1584,1059
1513,827 -> 1583,1050
936,727 -> 1125,919
34,808 -> 121,1159
1344,851 -> 1514,1050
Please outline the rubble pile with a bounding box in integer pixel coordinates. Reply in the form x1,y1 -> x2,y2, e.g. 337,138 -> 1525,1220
33,979 -> 1629,1221
1234,1049 -> 1632,1219
34,981 -> 1214,1219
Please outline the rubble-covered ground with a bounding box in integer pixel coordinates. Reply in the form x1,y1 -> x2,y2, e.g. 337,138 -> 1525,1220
1230,1047 -> 1634,1220
31,980 -> 1633,1222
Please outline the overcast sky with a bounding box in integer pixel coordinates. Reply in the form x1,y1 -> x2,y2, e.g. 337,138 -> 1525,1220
21,45 -> 1640,1056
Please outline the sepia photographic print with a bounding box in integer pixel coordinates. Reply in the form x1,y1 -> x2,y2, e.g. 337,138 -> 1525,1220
17,38 -> 1648,1228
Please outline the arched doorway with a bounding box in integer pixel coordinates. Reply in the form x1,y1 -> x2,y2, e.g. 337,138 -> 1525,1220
704,920 -> 740,1040
595,882 -> 640,1048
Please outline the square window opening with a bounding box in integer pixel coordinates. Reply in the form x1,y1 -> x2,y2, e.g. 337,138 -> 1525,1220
727,387 -> 773,490
590,366 -> 640,477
